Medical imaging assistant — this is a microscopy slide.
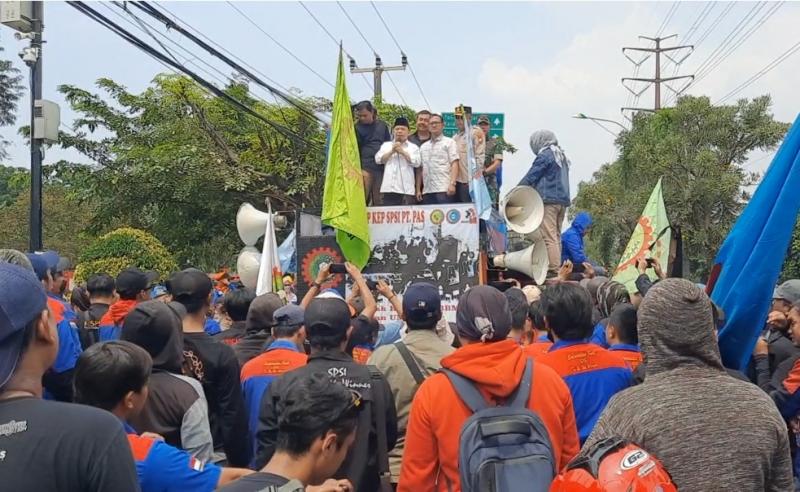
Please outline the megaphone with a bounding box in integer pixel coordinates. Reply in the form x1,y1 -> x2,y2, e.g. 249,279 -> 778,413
500,186 -> 544,235
236,203 -> 288,246
236,246 -> 261,289
492,241 -> 549,285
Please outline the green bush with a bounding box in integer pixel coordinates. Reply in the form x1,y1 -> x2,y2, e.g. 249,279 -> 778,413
74,227 -> 177,283
782,216 -> 800,282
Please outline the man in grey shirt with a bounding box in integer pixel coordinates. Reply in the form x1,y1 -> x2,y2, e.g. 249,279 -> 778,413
585,278 -> 792,492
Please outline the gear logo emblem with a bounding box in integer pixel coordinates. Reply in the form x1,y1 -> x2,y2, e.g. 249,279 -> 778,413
301,246 -> 343,289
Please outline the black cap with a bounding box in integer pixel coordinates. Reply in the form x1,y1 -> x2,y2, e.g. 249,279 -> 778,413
402,282 -> 441,323
167,268 -> 213,303
116,268 -> 158,297
305,295 -> 351,337
121,300 -> 187,373
394,116 -> 410,128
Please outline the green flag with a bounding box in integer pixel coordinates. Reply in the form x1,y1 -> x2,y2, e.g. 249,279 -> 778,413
612,178 -> 671,293
322,49 -> 370,269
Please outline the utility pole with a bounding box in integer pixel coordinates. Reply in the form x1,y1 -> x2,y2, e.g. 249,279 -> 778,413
350,54 -> 407,101
621,35 -> 693,116
29,1 -> 44,251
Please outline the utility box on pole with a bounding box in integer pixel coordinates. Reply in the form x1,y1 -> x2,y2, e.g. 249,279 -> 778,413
33,99 -> 59,142
0,1 -> 33,33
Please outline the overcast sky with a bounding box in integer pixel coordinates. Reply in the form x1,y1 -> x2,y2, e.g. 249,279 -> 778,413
2,1 -> 799,199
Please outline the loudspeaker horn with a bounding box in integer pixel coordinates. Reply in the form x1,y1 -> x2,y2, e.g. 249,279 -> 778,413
500,186 -> 544,235
492,241 -> 549,285
236,202 -> 288,246
236,246 -> 261,289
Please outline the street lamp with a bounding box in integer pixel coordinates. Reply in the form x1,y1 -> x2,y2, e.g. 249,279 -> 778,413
572,113 -> 627,136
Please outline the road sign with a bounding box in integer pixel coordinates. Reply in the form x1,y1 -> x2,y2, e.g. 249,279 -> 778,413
442,112 -> 504,138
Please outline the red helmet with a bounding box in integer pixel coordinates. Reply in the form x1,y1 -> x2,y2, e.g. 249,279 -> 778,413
550,437 -> 677,492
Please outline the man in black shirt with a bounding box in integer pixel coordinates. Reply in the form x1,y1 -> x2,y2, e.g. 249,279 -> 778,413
169,268 -> 251,467
213,288 -> 256,347
0,261 -> 139,492
219,373 -> 357,491
235,292 -> 284,366
255,288 -> 398,492
354,100 -> 392,206
79,273 -> 116,348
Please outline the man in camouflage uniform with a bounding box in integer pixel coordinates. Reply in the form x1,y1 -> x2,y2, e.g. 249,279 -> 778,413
477,114 -> 504,209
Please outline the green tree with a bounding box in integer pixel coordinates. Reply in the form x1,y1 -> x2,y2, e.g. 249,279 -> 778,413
783,217 -> 800,281
74,227 -> 177,283
0,183 -> 97,260
0,164 -> 28,207
0,46 -> 24,161
54,75 -> 328,268
574,95 -> 789,280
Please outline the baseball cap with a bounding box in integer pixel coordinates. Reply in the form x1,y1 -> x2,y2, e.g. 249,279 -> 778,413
0,263 -> 47,387
117,268 -> 158,297
167,268 -> 213,302
305,295 -> 351,337
245,293 -> 284,331
26,253 -> 50,281
121,300 -> 186,373
274,304 -> 305,328
477,114 -> 490,125
774,280 -> 800,304
151,285 -> 169,299
403,282 -> 441,323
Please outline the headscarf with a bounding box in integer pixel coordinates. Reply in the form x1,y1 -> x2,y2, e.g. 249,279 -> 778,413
456,285 -> 512,342
638,278 -> 723,374
529,129 -> 570,169
596,280 -> 630,319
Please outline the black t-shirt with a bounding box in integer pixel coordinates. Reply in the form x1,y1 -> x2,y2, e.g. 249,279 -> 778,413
355,120 -> 391,172
183,332 -> 250,467
216,472 -> 292,491
409,131 -> 430,148
0,396 -> 138,492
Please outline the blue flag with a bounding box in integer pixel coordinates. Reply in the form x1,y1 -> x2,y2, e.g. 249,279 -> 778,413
711,114 -> 800,370
463,116 -> 492,220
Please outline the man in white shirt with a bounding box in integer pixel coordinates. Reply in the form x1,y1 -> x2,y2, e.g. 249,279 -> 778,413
418,114 -> 459,205
375,117 -> 421,206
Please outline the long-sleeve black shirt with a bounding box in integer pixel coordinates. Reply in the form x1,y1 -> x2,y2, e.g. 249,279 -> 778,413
183,332 -> 251,467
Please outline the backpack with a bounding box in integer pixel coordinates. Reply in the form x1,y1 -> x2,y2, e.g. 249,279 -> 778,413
443,358 -> 556,492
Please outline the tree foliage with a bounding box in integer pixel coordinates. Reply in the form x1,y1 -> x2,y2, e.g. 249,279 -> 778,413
574,95 -> 789,279
54,75 -> 330,268
0,182 -> 96,261
783,217 -> 800,282
74,227 -> 177,283
0,46 -> 24,161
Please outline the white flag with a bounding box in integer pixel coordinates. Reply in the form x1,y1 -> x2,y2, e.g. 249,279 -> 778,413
255,201 -> 282,295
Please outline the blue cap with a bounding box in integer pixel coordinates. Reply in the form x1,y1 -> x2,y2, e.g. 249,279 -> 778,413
0,263 -> 47,387
26,254 -> 50,281
151,285 -> 168,299
274,304 -> 305,327
402,282 -> 441,323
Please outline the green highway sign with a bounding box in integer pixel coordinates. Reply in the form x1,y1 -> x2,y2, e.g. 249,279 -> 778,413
442,112 -> 504,138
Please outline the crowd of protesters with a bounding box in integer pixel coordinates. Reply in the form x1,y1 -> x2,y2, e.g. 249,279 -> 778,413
2,242 -> 799,491
0,113 -> 796,490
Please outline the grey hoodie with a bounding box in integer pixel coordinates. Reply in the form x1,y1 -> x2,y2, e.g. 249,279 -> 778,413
584,278 -> 792,492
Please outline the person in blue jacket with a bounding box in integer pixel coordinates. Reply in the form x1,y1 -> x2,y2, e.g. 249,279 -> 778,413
518,130 -> 571,278
562,212 -> 592,264
74,340 -> 254,492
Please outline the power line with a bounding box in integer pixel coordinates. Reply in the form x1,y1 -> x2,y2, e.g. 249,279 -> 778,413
716,39 -> 800,104
692,2 -> 767,79
656,2 -> 680,37
296,1 -> 372,91
128,1 -> 322,124
224,1 -> 334,88
691,2 -> 783,89
369,1 -> 431,108
385,72 -> 408,106
67,1 -> 321,150
336,1 -> 379,56
155,2 -> 295,94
